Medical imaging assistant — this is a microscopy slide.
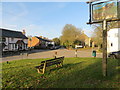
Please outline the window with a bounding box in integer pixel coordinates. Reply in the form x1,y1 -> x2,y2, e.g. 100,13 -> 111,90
15,44 -> 17,48
0,37 -> 6,42
111,43 -> 113,47
24,44 -> 26,49
12,44 -> 14,49
26,44 -> 28,49
11,38 -> 14,41
115,33 -> 118,37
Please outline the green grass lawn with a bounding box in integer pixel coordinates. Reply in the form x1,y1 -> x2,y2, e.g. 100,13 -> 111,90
2,57 -> 120,88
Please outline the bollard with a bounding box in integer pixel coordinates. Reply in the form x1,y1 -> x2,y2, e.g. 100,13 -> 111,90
27,53 -> 29,57
7,61 -> 9,64
92,50 -> 96,58
75,49 -> 78,57
55,52 -> 57,55
54,52 -> 57,58
20,52 -> 23,59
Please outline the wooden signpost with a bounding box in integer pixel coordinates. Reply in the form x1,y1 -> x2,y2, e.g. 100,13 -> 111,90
87,0 -> 120,76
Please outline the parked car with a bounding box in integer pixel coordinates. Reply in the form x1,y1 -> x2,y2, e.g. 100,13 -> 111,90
75,45 -> 83,49
108,51 -> 120,59
49,46 -> 61,50
55,46 -> 61,49
49,46 -> 55,50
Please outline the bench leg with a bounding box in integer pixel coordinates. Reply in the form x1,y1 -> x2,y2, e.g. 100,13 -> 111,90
43,63 -> 46,74
37,68 -> 44,74
37,69 -> 41,73
42,67 -> 46,74
60,61 -> 63,67
56,64 -> 59,67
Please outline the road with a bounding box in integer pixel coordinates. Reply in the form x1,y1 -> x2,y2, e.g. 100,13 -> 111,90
1,48 -> 102,62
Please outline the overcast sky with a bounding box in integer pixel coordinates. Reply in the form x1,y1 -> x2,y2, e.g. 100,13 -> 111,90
1,1 -> 94,39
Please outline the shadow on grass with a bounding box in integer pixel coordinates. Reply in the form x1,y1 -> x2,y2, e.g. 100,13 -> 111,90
46,61 -> 83,74
2,61 -> 40,70
40,59 -> 119,88
2,58 -> 119,88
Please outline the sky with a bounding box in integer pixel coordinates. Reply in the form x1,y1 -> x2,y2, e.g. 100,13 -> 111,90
1,1 -> 94,39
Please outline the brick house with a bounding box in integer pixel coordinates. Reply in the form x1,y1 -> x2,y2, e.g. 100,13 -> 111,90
28,36 -> 54,49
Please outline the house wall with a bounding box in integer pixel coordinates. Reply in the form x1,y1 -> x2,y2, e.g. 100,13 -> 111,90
85,37 -> 91,47
49,42 -> 55,46
28,37 -> 40,47
107,28 -> 120,53
45,41 -> 55,48
28,36 -> 55,49
118,28 -> 120,51
3,37 -> 28,51
40,40 -> 46,48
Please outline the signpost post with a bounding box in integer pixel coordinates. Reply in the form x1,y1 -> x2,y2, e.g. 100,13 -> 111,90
87,0 -> 120,76
102,20 -> 107,76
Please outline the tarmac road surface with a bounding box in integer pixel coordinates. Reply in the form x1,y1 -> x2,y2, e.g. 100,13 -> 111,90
1,48 -> 102,62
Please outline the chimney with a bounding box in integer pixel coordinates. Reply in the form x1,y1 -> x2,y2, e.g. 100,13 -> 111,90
40,36 -> 43,38
22,29 -> 26,35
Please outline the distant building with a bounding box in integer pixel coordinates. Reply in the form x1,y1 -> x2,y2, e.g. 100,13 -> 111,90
0,28 -> 28,51
28,36 -> 54,49
85,37 -> 92,47
81,31 -> 92,47
107,28 -> 120,53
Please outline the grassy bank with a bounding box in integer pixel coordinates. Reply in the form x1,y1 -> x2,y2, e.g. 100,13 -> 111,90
2,57 -> 120,88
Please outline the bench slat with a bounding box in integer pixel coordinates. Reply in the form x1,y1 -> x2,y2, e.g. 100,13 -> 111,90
46,59 -> 62,63
35,65 -> 43,69
46,61 -> 61,67
35,56 -> 64,74
41,57 -> 64,63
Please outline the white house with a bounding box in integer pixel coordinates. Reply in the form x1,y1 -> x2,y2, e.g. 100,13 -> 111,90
0,28 -> 28,51
107,28 -> 120,53
35,36 -> 55,48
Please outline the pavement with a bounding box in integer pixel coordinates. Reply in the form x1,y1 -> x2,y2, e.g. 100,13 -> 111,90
0,48 -> 102,63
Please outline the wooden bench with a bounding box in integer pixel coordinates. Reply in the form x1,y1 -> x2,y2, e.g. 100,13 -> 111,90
35,56 -> 64,74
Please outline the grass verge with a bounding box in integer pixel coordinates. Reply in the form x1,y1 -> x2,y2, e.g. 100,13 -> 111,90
2,57 -> 120,88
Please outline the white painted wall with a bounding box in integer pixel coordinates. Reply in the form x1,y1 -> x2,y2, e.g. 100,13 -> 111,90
8,38 -> 27,44
119,28 -> 120,51
3,37 -> 28,51
107,28 -> 120,53
23,39 -> 28,44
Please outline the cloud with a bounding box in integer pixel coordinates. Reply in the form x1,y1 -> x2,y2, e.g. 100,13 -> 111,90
0,3 -> 2,26
22,24 -> 54,38
83,28 -> 93,37
22,24 -> 45,37
22,24 -> 63,39
1,2 -> 29,30
2,2 -> 28,22
0,24 -> 18,30
10,3 -> 28,22
1,0 -> 88,2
